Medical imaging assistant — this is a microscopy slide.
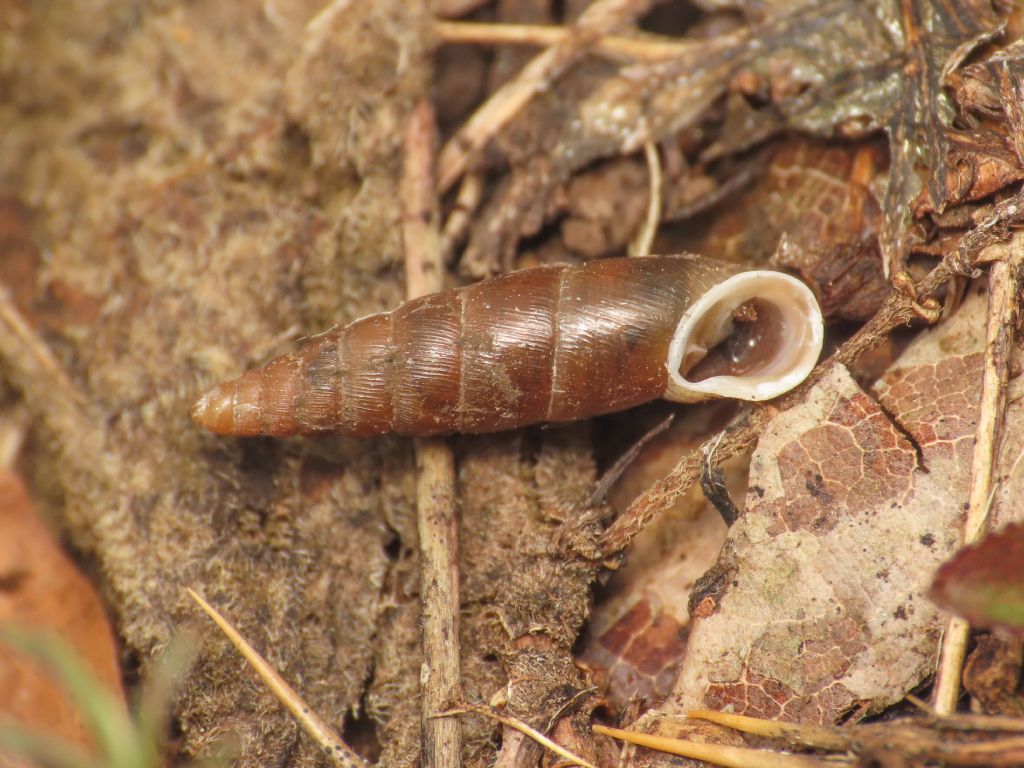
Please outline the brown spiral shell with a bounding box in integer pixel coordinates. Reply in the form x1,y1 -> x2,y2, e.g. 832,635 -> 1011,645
191,255 -> 823,438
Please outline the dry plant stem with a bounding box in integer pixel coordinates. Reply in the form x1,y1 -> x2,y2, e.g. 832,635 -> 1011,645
933,230 -> 1024,716
414,439 -> 461,768
434,0 -> 490,18
187,590 -> 366,768
403,98 -> 463,768
601,406 -> 768,552
0,414 -> 25,469
944,737 -> 1024,762
0,285 -> 103,486
906,694 -> 1024,731
686,710 -> 850,752
440,172 -> 483,264
592,724 -> 835,768
442,705 -> 597,768
628,139 -> 662,257
436,0 -> 653,194
601,185 -> 1024,555
0,287 -> 86,413
434,20 -> 693,62
588,414 -> 673,507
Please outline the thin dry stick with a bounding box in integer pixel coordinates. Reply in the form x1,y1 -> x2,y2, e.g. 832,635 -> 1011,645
434,20 -> 694,62
932,230 -> 1024,715
906,693 -> 1024,732
602,186 -> 1024,554
0,416 -> 25,469
441,704 -> 597,768
593,724 -> 834,768
0,286 -> 86,412
435,0 -> 491,18
187,589 -> 366,768
440,172 -> 484,263
436,0 -> 653,194
686,710 -> 850,752
628,139 -> 662,257
402,98 -> 463,768
0,284 -> 105,485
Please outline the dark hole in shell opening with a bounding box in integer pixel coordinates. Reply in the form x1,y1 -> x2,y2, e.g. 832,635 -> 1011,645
683,298 -> 786,383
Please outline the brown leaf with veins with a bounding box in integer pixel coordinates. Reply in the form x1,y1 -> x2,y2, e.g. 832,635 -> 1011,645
913,128 -> 1024,215
682,138 -> 889,321
663,364 -> 961,724
626,286 -> 1023,755
874,285 -> 995,506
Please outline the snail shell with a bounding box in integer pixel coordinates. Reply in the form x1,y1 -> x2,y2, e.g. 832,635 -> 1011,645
191,255 -> 823,437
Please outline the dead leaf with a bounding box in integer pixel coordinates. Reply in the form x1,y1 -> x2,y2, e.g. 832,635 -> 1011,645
681,138 -> 890,321
624,285 -> 1024,751
664,364 -> 960,723
873,285 -> 1024,522
0,468 -> 123,755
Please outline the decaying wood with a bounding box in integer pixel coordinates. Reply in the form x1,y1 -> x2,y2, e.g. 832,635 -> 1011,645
0,3 -> 432,764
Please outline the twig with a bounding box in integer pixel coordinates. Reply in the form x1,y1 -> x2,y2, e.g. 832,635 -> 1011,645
906,693 -> 1024,732
601,406 -> 768,553
436,0 -> 654,194
0,285 -> 87,414
592,723 -> 834,768
441,704 -> 597,768
686,710 -> 850,752
187,589 -> 366,768
435,0 -> 491,18
0,283 -> 104,487
932,229 -> 1024,715
601,184 -> 1024,555
588,414 -> 673,507
628,139 -> 662,257
434,20 -> 695,63
0,411 -> 26,470
440,172 -> 484,264
402,98 -> 463,768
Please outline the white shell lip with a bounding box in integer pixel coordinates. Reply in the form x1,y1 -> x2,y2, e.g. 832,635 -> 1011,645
664,270 -> 824,403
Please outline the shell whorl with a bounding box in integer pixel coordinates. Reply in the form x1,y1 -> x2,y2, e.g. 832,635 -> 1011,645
191,255 -> 824,437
